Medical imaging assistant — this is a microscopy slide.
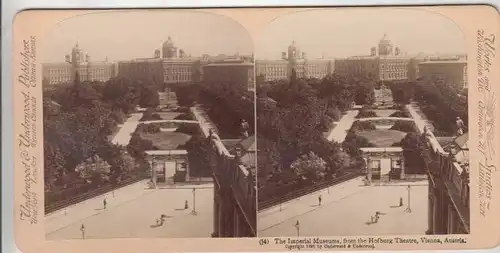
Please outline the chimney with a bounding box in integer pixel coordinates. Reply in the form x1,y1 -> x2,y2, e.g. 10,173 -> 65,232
370,47 -> 376,56
395,47 -> 401,56
282,52 -> 287,60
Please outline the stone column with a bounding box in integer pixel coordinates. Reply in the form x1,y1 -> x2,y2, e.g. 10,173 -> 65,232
400,158 -> 405,180
151,161 -> 157,188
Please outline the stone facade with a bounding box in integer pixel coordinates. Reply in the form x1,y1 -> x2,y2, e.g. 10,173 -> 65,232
361,147 -> 404,182
417,56 -> 468,90
256,41 -> 334,82
203,60 -> 255,91
422,131 -> 470,234
207,133 -> 257,237
335,34 -> 419,82
42,43 -> 117,85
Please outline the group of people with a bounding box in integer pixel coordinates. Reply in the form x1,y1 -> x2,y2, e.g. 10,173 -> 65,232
156,214 -> 168,226
371,211 -> 382,223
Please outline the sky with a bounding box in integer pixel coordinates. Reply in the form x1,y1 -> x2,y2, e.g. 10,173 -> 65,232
255,8 -> 466,60
41,10 -> 254,63
42,8 -> 467,63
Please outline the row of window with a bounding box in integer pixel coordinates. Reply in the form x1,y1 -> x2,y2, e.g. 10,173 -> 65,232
381,63 -> 407,71
381,71 -> 408,80
164,73 -> 192,82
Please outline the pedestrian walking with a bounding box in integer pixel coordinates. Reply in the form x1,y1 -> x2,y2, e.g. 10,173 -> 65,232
184,200 -> 189,210
318,195 -> 322,206
375,211 -> 380,223
103,198 -> 107,209
399,197 -> 403,207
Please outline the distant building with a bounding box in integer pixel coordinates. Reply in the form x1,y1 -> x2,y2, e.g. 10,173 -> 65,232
334,34 -> 419,82
417,56 -> 468,90
117,36 -> 253,87
256,41 -> 334,82
42,43 -> 117,85
203,60 -> 255,91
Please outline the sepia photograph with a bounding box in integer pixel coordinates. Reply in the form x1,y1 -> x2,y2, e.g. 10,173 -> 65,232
41,10 -> 256,240
10,6 -> 500,253
255,8 -> 470,237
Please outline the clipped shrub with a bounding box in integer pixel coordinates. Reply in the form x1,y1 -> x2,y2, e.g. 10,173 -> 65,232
389,110 -> 410,118
355,109 -> 378,119
390,121 -> 417,133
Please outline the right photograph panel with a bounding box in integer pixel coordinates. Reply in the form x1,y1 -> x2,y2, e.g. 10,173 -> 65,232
255,8 -> 469,237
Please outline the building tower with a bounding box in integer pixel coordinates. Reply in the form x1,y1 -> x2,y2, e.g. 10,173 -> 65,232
65,42 -> 85,82
162,36 -> 178,59
378,34 -> 393,56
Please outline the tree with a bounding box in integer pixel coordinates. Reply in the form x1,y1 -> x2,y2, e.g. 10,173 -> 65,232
290,151 -> 326,182
183,135 -> 210,177
342,131 -> 375,156
257,135 -> 280,182
414,79 -> 467,136
102,77 -> 141,113
400,133 -> 426,174
138,80 -> 160,108
44,144 -> 66,191
74,155 -> 111,185
354,81 -> 375,105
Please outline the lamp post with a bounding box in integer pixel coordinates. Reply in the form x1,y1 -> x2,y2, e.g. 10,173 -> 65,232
146,156 -> 157,189
191,188 -> 197,215
405,185 -> 412,213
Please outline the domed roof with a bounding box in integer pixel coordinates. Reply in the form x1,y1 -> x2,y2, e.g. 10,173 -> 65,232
379,34 -> 392,45
163,36 -> 175,48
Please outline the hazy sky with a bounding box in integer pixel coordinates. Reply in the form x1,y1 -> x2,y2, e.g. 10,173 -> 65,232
255,8 -> 466,60
42,10 -> 254,62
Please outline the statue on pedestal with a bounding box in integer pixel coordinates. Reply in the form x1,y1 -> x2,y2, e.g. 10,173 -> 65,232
456,117 -> 465,136
240,119 -> 249,138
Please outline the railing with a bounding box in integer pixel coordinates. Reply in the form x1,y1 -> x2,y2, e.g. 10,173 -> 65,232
258,171 -> 363,211
45,175 -> 147,214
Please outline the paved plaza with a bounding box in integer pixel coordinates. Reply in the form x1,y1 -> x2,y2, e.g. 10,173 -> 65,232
46,182 -> 214,240
258,178 -> 428,237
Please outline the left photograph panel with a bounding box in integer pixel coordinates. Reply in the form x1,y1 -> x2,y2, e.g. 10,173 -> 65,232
42,10 -> 257,240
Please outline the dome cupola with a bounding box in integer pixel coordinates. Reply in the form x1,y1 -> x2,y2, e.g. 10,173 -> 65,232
162,36 -> 178,58
378,34 -> 394,56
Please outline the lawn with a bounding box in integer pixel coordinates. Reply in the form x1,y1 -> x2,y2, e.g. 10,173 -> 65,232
140,131 -> 191,150
356,130 -> 406,147
372,109 -> 397,117
156,112 -> 182,120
